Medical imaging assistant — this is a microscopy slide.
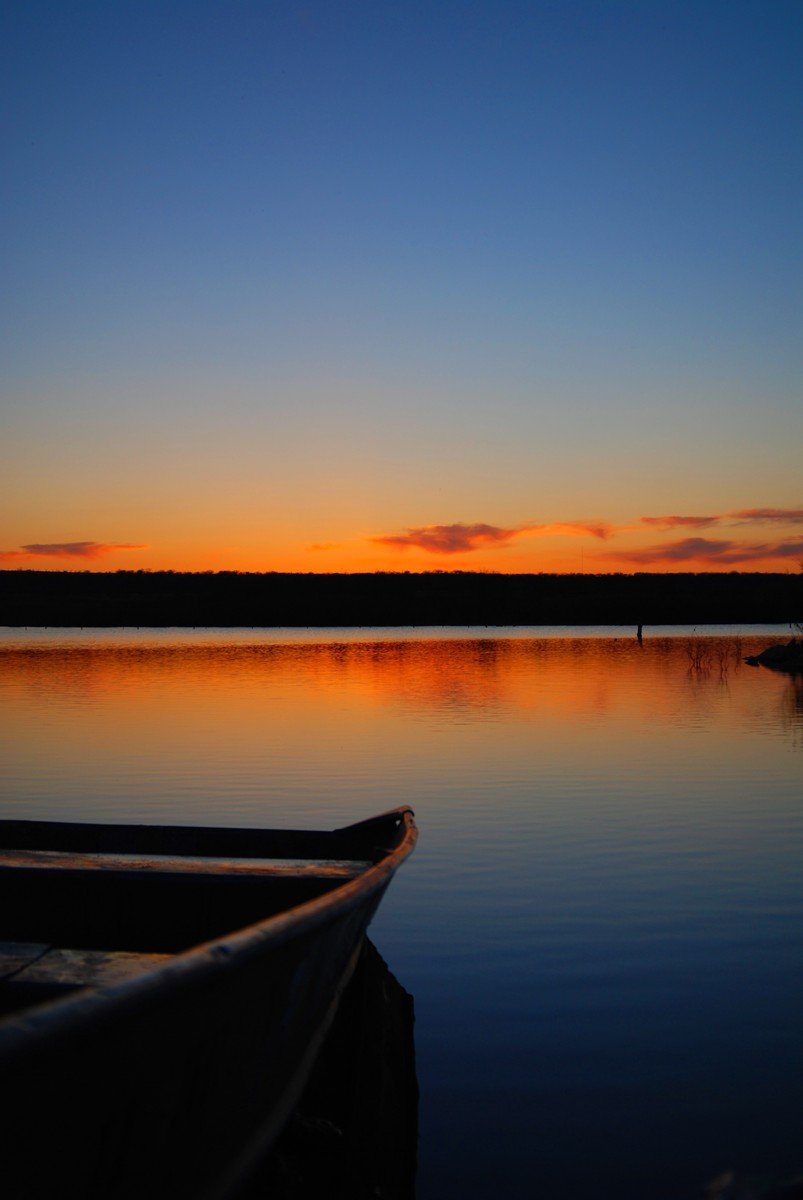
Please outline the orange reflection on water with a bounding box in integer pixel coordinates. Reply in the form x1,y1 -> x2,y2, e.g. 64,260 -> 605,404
0,633 -> 797,825
0,633 -> 785,714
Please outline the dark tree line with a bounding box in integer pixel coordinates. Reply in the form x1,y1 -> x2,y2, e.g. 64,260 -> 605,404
2,569 -> 801,628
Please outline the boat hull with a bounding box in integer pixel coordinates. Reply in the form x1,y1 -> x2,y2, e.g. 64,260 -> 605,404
0,808 -> 416,1199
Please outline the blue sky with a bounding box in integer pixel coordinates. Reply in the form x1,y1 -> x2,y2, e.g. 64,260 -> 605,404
2,1 -> 801,571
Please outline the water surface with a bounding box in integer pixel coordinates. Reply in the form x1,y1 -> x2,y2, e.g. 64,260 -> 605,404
1,626 -> 801,1198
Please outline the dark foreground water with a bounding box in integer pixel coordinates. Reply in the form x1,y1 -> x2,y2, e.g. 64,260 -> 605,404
1,625 -> 801,1198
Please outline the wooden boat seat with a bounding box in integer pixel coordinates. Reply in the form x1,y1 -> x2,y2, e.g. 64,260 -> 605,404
0,940 -> 173,1019
0,848 -> 371,880
0,817 -> 396,863
0,810 -> 413,958
0,941 -> 171,987
0,848 -> 377,956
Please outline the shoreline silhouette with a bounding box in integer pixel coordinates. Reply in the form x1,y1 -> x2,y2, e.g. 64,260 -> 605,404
2,569 -> 800,628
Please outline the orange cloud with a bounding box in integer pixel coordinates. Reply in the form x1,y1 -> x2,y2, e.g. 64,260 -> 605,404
372,516 -> 609,552
373,523 -> 525,554
372,519 -> 614,555
640,507 -> 803,531
640,514 -> 720,529
727,507 -> 803,524
597,536 -> 803,567
537,521 -> 614,540
0,541 -> 146,562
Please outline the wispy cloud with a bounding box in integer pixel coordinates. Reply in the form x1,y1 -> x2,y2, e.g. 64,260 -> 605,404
537,521 -> 614,540
372,519 -> 614,555
597,536 -> 803,567
640,506 -> 803,531
373,523 -> 525,554
640,514 -> 720,529
727,507 -> 803,524
306,542 -> 340,552
0,541 -> 146,563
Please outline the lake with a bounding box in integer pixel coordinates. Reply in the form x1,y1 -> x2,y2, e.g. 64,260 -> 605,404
1,625 -> 801,1198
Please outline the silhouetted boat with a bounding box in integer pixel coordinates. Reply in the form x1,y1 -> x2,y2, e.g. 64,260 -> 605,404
0,806 -> 417,1200
251,937 -> 419,1200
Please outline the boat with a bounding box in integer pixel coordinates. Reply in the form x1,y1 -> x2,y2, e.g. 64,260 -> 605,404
0,805 -> 417,1200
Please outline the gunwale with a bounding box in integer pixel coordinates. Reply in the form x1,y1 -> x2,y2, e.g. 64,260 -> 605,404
0,805 -> 417,1059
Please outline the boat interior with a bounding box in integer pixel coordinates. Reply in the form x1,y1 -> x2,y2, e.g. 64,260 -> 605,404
0,813 -> 402,1023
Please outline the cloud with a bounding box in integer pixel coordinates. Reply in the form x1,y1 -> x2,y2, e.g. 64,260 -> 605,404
372,519 -> 615,555
602,537 -> 734,564
727,507 -> 803,524
0,541 -> 146,563
373,523 -> 525,554
537,521 -> 614,540
640,514 -> 720,529
306,542 -> 340,552
597,536 -> 803,567
640,507 -> 803,532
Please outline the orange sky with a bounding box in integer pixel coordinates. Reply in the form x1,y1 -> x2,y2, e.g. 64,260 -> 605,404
3,8 -> 801,580
1,506 -> 802,574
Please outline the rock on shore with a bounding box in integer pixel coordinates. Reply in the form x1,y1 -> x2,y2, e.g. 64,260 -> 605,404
744,638 -> 803,671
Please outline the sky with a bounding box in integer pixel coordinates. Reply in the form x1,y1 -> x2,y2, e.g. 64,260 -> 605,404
2,0 -> 801,574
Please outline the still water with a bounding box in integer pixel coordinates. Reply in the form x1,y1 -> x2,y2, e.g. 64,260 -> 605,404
1,626 -> 801,1198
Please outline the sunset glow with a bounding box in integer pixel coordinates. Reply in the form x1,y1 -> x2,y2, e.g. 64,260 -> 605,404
1,506 -> 802,574
2,3 -> 800,577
